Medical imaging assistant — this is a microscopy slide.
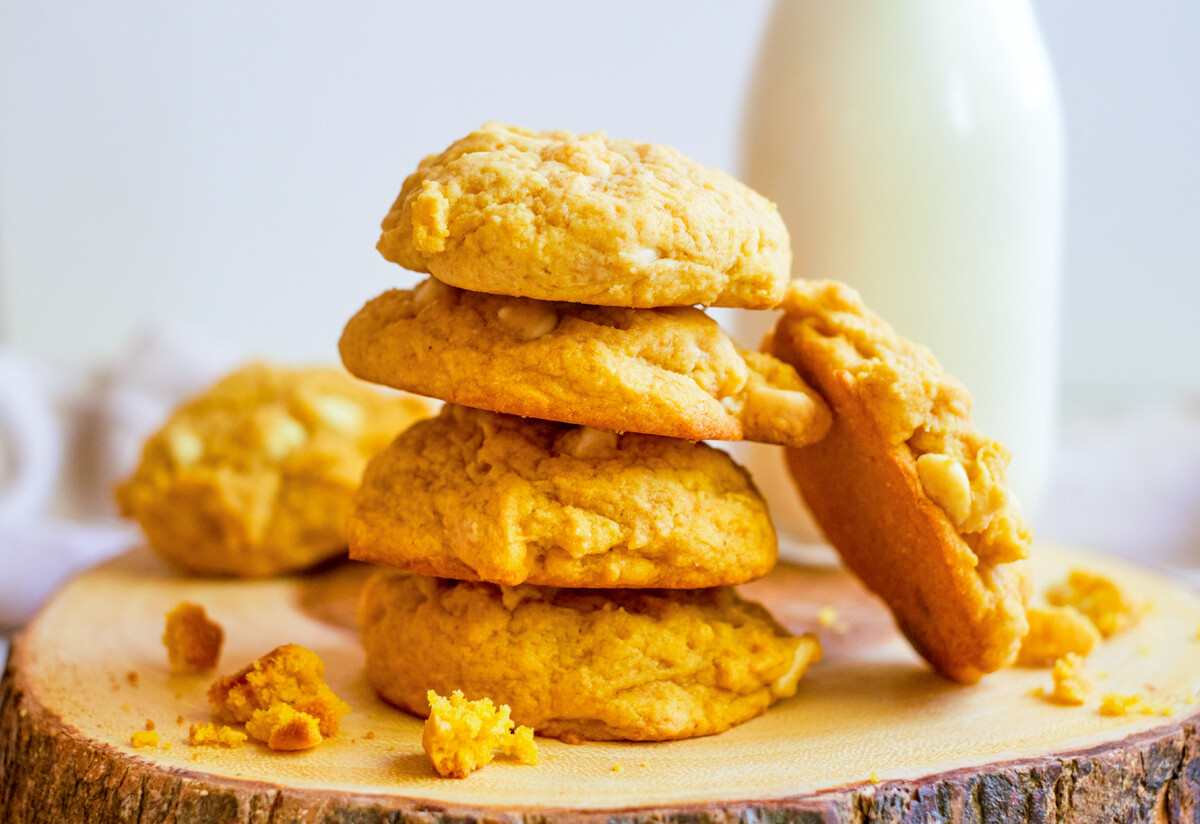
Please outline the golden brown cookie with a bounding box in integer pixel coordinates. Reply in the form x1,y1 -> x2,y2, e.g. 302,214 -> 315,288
116,363 -> 429,576
359,570 -> 820,742
376,123 -> 791,309
349,405 -> 776,588
767,280 -> 1031,684
339,279 -> 830,446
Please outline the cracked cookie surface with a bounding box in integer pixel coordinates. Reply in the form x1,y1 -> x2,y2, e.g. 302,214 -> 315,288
116,363 -> 429,576
339,279 -> 829,446
350,405 -> 776,588
768,280 -> 1031,684
376,122 -> 791,309
359,570 -> 820,742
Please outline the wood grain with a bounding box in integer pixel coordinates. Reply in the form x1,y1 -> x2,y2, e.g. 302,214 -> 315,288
2,544 -> 1198,823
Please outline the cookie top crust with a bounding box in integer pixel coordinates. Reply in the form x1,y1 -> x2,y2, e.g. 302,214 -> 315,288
339,279 -> 830,446
768,280 -> 1031,684
376,122 -> 791,309
115,363 -> 429,576
359,569 -> 821,742
349,404 -> 777,588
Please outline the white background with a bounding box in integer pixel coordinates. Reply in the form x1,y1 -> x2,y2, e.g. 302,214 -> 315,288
1,0 -> 1197,405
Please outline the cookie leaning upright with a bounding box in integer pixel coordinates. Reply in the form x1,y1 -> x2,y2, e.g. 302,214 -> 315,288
376,122 -> 791,309
767,281 -> 1031,684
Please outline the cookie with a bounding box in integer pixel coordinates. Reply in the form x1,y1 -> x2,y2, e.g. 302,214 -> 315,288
349,405 -> 777,588
767,281 -> 1031,684
116,363 -> 430,576
376,123 -> 791,309
339,279 -> 830,446
358,570 -> 820,742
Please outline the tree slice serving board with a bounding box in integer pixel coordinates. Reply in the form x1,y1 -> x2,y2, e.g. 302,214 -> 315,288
2,544 -> 1198,823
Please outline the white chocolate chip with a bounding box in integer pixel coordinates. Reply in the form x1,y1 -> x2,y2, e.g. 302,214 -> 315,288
311,395 -> 364,434
496,303 -> 558,341
720,395 -> 745,415
915,453 -> 973,525
630,246 -> 661,265
563,427 -> 619,459
737,382 -> 829,447
412,277 -> 454,309
770,644 -> 809,697
263,416 -> 307,462
166,427 -> 204,467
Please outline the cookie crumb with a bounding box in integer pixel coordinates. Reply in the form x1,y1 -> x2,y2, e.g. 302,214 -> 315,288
1099,693 -> 1143,717
869,772 -> 881,784
176,714 -> 185,725
189,722 -> 248,748
145,719 -> 156,731
1139,703 -> 1174,717
246,704 -> 323,751
364,731 -> 376,740
208,644 -> 350,751
126,670 -> 139,687
1049,653 -> 1092,705
423,689 -> 538,779
1017,606 -> 1101,667
131,730 -> 159,748
164,602 -> 224,674
611,764 -> 622,773
1046,570 -> 1140,638
816,606 -> 849,634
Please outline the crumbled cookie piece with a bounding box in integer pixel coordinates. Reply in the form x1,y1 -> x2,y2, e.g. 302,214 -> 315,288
188,722 -> 248,748
1046,570 -> 1141,638
244,704 -> 324,751
423,690 -> 538,778
1049,653 -> 1092,705
1017,606 -> 1102,667
131,730 -> 160,748
163,602 -> 224,674
208,644 -> 350,751
1100,693 -> 1143,716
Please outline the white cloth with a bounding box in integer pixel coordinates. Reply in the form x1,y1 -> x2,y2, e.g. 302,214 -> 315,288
0,324 -> 241,633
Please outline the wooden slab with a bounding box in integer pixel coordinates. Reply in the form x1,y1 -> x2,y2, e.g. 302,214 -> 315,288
2,544 -> 1199,823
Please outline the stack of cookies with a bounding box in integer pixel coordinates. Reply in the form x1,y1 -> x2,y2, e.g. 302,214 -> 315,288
340,123 -> 831,741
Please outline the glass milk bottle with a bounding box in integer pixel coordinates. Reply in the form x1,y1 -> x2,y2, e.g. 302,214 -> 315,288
738,0 -> 1064,546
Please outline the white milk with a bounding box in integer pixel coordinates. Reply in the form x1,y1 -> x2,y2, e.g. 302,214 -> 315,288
738,0 -> 1064,544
